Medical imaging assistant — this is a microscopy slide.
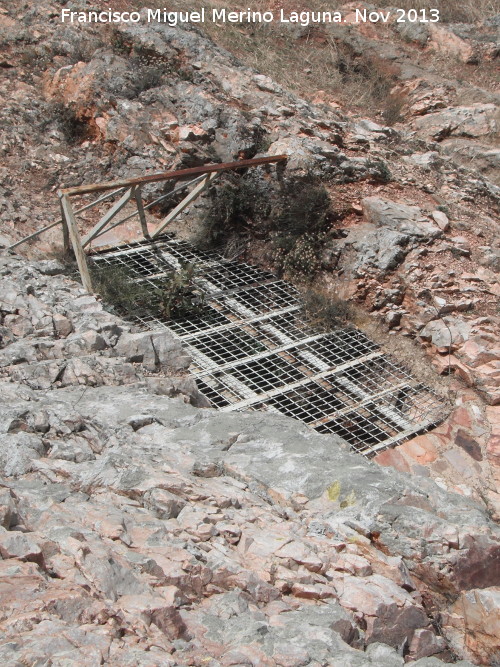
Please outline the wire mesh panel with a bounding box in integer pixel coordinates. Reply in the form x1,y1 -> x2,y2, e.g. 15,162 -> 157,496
160,240 -> 221,266
267,380 -> 354,423
223,282 -> 300,314
91,242 -> 176,277
187,328 -> 268,371
166,307 -> 232,336
91,236 -> 220,277
306,330 -> 379,366
316,407 -> 399,452
199,262 -> 277,292
89,236 -> 448,457
230,354 -> 310,393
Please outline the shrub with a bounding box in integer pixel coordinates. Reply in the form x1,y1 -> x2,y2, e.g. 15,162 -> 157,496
382,92 -> 406,126
20,46 -> 52,71
90,261 -> 205,321
364,158 -> 392,183
90,264 -> 160,319
269,181 -> 331,237
200,173 -> 333,279
202,174 -> 330,246
302,290 -> 354,330
273,231 -> 328,280
156,262 -> 205,319
199,174 -> 273,249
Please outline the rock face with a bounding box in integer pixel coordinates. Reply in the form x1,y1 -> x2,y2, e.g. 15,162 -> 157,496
1,1 -> 499,663
1,253 -> 499,665
414,105 -> 498,142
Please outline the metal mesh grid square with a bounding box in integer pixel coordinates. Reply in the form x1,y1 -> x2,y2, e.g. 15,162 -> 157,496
306,330 -> 379,366
186,328 -> 268,370
160,240 -> 221,266
340,357 -> 408,392
199,262 -> 277,292
219,282 -> 300,315
195,371 -> 264,406
266,379 -> 356,423
315,407 -> 400,451
230,355 -> 308,393
91,244 -> 176,277
195,378 -> 234,408
164,306 -> 232,336
255,311 -> 310,342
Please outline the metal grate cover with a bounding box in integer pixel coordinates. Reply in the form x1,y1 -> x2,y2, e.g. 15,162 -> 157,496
91,236 -> 447,457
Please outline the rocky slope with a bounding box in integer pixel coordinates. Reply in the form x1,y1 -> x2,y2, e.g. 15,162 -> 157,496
1,0 -> 498,510
2,251 -> 500,665
0,1 -> 499,663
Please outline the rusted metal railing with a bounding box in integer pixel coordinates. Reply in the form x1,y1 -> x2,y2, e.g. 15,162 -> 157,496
8,155 -> 287,293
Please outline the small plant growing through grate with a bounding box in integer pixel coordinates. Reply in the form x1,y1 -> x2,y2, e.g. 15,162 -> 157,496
157,262 -> 205,320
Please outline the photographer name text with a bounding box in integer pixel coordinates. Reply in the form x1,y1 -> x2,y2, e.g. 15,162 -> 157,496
61,7 -> 441,27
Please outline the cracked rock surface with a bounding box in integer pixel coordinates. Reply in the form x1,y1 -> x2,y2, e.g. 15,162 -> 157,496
1,253 -> 499,665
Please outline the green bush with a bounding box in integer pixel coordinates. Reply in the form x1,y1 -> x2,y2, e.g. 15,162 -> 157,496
200,173 -> 332,280
156,262 -> 205,319
90,262 -> 204,320
90,264 -> 160,318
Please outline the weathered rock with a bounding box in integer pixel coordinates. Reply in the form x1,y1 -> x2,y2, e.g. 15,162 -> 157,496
428,24 -> 475,63
431,210 -> 450,232
442,588 -> 500,664
414,104 -> 497,141
0,433 -> 46,477
0,526 -> 44,565
114,331 -> 190,372
478,246 -> 500,272
361,198 -> 441,240
419,318 -> 471,351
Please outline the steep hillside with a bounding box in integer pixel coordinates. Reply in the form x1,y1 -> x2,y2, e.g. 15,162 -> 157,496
2,251 -> 499,665
0,1 -> 499,664
1,0 -> 499,508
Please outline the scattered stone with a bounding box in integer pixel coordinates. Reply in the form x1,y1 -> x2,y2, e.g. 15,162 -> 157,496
431,210 -> 450,231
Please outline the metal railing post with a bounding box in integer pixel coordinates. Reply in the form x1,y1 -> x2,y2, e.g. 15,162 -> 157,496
133,185 -> 150,239
58,192 -> 93,293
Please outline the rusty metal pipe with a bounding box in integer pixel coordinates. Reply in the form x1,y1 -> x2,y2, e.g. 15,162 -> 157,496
59,155 -> 287,197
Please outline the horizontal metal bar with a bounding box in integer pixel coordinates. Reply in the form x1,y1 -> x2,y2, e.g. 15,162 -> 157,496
218,351 -> 384,411
307,380 -> 413,429
180,306 -> 301,341
59,155 -> 287,197
192,331 -> 331,377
